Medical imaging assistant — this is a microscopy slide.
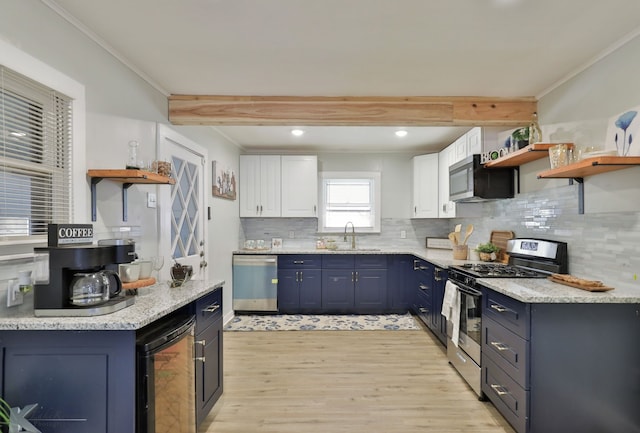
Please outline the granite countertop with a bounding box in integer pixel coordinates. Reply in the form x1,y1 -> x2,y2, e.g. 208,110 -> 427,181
234,247 -> 640,304
0,279 -> 224,331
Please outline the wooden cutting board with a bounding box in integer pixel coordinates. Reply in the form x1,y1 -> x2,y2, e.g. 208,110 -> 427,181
490,230 -> 514,264
548,276 -> 614,292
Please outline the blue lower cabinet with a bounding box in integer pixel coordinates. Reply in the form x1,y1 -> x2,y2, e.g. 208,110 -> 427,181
354,269 -> 388,312
387,255 -> 413,313
322,269 -> 355,311
278,269 -> 322,313
319,255 -> 389,313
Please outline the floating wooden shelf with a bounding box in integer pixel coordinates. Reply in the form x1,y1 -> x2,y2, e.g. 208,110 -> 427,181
87,169 -> 175,184
87,169 -> 175,222
536,156 -> 640,179
484,143 -> 574,168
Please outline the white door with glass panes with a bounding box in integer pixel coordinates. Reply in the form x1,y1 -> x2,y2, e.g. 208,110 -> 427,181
412,154 -> 439,219
281,155 -> 318,217
157,124 -> 207,281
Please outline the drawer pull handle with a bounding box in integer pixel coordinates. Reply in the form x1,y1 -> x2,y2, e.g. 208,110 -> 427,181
419,307 -> 428,313
490,304 -> 508,313
195,339 -> 206,346
490,384 -> 509,396
203,303 -> 220,313
419,284 -> 429,291
293,260 -> 304,264
195,356 -> 206,363
490,341 -> 509,351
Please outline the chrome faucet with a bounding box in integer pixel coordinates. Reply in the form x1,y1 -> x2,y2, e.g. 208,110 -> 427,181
344,221 -> 356,249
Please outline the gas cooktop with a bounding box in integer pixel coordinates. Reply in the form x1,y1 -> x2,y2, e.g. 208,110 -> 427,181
451,263 -> 547,278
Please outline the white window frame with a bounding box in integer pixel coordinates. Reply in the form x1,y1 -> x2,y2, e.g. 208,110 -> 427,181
318,171 -> 381,234
0,39 -> 86,247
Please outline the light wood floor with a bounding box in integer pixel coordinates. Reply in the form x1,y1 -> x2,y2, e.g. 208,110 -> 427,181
199,327 -> 515,433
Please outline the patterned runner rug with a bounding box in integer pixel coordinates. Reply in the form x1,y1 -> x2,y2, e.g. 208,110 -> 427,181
224,313 -> 421,331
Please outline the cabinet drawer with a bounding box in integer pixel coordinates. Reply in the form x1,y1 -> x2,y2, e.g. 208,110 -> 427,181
414,290 -> 431,324
483,316 -> 529,388
482,288 -> 530,339
278,254 -> 321,269
195,289 -> 222,333
482,355 -> 528,433
322,255 -> 355,268
355,255 -> 387,269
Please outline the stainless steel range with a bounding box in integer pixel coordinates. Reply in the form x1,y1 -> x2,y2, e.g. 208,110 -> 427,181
445,238 -> 568,397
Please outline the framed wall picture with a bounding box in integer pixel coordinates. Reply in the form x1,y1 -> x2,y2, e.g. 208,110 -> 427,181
212,161 -> 237,200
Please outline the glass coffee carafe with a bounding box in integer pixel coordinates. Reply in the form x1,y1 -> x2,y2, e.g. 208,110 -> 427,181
70,270 -> 122,306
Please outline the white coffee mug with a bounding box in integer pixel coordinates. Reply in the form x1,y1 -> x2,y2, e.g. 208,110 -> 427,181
137,260 -> 152,279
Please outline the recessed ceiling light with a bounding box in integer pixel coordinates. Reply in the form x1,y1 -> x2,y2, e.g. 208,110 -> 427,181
395,130 -> 408,137
291,129 -> 304,136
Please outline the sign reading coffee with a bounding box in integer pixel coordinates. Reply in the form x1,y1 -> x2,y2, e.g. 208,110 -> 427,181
48,224 -> 94,246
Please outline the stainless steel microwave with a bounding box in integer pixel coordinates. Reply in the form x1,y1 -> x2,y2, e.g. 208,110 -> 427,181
449,154 -> 514,202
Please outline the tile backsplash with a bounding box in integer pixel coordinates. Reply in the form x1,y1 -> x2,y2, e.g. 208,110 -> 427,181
240,182 -> 640,291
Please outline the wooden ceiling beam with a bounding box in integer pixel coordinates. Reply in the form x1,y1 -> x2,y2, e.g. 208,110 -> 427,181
168,95 -> 537,127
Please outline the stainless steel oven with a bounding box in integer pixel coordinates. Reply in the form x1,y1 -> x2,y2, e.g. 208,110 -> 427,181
446,278 -> 483,397
446,238 -> 568,398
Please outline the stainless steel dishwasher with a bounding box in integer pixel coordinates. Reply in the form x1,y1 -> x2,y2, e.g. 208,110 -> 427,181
232,255 -> 278,312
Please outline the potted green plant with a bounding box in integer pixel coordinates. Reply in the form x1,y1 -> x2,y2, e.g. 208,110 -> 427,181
511,127 -> 530,150
475,242 -> 500,262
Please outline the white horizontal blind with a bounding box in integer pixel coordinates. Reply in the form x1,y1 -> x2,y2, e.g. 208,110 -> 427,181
0,65 -> 73,240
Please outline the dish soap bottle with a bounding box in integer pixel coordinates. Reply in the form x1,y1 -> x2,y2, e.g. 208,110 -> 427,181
529,112 -> 543,146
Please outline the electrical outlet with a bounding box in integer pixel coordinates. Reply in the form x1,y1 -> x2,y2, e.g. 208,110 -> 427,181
147,192 -> 157,208
288,231 -> 295,239
400,230 -> 406,239
6,280 -> 24,307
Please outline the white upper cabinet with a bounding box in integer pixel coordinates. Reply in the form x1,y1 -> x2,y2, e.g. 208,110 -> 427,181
281,155 -> 318,217
451,127 -> 503,164
438,143 -> 456,218
239,155 -> 281,217
412,153 -> 439,219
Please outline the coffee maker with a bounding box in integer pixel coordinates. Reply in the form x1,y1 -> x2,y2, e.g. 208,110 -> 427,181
33,224 -> 137,317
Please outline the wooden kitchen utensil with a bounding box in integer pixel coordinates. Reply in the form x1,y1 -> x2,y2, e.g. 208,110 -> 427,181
454,224 -> 462,243
490,230 -> 514,264
448,232 -> 458,245
461,224 -> 474,245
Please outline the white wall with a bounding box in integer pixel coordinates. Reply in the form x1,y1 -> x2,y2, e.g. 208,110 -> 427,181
0,1 -> 240,319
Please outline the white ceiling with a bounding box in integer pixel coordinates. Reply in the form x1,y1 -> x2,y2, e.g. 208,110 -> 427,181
47,0 -> 640,153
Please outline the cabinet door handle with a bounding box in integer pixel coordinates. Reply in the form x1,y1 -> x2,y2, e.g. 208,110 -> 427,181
490,304 -> 508,313
413,260 -> 420,271
490,341 -> 510,351
351,272 -> 355,282
490,384 -> 509,396
203,303 -> 220,313
260,205 -> 263,214
313,205 -> 316,214
256,205 -> 259,214
299,271 -> 303,280
355,271 -> 359,282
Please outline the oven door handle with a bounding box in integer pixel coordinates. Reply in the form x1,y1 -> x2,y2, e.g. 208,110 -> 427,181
455,285 -> 482,297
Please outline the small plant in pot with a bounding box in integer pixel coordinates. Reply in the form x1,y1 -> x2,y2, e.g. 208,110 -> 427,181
511,127 -> 530,150
475,242 -> 500,262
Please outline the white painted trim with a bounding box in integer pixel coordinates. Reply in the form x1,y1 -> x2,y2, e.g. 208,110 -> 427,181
41,0 -> 169,97
537,27 -> 640,99
0,38 -> 87,224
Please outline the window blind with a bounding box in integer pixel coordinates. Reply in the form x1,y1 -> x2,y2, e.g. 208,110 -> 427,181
0,65 -> 73,240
